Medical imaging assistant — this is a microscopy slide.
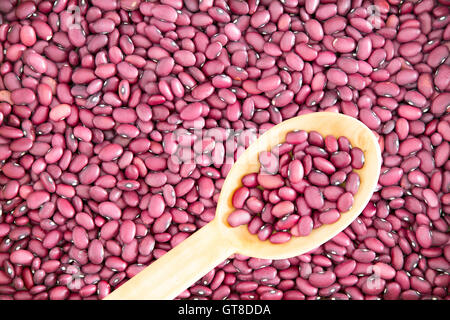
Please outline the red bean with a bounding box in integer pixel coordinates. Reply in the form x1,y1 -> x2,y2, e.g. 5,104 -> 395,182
319,209 -> 341,225
337,192 -> 354,212
49,104 -> 71,122
180,102 -> 203,121
272,201 -> 295,218
227,210 -> 252,228
224,23 -> 241,41
269,232 -> 291,244
152,4 -> 178,23
98,143 -> 123,161
231,187 -> 250,209
257,174 -> 284,189
10,250 -> 34,266
72,227 -> 89,250
148,194 -> 165,218
26,191 -> 50,210
98,202 -> 122,220
257,75 -> 282,92
119,220 -> 136,244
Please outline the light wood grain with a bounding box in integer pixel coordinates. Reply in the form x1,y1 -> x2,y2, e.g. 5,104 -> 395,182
105,112 -> 381,300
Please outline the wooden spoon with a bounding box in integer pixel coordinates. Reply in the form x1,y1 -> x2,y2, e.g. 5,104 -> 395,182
104,112 -> 381,300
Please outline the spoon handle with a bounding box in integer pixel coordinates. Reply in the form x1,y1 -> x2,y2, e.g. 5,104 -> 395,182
104,222 -> 235,300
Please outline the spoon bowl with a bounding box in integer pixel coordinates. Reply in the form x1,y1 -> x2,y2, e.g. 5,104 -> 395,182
216,112 -> 381,259
105,112 -> 381,300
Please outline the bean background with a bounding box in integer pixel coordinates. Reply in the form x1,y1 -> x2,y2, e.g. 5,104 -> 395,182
0,0 -> 449,300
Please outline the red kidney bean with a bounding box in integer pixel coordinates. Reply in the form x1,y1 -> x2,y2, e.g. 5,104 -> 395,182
297,216 -> 313,237
98,202 -> 122,220
10,250 -> 34,266
227,209 -> 252,227
26,191 -> 50,210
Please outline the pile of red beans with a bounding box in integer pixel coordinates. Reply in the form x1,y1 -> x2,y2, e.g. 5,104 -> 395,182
0,0 -> 449,300
227,130 -> 363,244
